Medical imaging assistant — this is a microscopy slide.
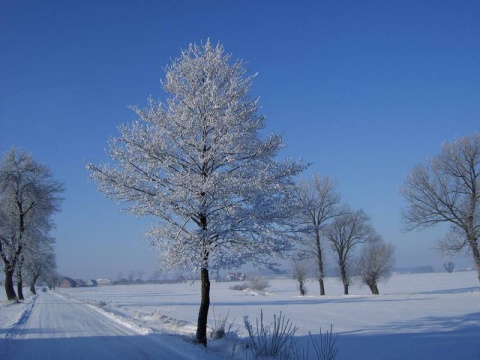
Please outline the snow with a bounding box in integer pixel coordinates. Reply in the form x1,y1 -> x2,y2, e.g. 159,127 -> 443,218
0,271 -> 479,359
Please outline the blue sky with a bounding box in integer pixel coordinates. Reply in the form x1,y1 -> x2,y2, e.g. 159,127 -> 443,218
1,1 -> 479,280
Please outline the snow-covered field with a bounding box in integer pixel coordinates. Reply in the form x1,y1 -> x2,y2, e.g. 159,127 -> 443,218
1,271 -> 479,359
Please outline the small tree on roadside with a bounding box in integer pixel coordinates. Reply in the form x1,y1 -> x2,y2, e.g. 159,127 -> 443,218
23,237 -> 57,294
356,236 -> 394,295
87,40 -> 305,345
43,270 -> 60,290
325,208 -> 376,295
401,132 -> 480,283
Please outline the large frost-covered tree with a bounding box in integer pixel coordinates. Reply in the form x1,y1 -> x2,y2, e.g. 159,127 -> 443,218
0,148 -> 64,300
401,132 -> 480,283
88,40 -> 305,345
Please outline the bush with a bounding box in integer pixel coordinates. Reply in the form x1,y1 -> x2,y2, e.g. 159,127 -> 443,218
247,274 -> 270,291
230,283 -> 248,291
243,310 -> 298,359
97,300 -> 110,308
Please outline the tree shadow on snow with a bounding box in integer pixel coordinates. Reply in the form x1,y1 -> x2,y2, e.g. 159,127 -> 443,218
150,295 -> 436,308
406,286 -> 480,296
298,311 -> 480,360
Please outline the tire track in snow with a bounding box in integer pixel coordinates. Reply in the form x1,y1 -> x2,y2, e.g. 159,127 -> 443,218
4,294 -> 38,339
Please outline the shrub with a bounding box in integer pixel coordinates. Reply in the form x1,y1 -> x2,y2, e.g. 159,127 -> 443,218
230,283 -> 248,291
307,325 -> 339,360
247,274 -> 270,291
243,310 -> 298,359
209,307 -> 239,340
97,300 -> 109,308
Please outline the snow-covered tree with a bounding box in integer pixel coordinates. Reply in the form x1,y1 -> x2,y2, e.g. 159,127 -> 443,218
43,270 -> 61,290
356,235 -> 394,295
325,208 -> 375,295
0,148 -> 64,300
293,174 -> 341,295
23,234 -> 57,294
87,40 -> 305,345
401,132 -> 480,283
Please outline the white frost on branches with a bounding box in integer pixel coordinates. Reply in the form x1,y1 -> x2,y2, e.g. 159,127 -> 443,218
88,40 -> 305,273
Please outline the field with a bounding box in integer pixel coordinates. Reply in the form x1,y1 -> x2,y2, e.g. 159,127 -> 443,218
1,270 -> 479,359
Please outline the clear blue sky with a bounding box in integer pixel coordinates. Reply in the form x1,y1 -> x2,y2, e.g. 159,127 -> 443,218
1,1 -> 479,280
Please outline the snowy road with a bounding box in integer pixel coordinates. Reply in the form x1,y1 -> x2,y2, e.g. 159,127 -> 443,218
0,291 -> 203,360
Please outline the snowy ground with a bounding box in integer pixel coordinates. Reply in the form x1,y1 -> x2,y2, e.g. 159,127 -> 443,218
1,271 -> 479,359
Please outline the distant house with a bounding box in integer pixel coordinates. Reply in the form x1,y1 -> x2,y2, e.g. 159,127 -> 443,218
86,279 -> 98,287
59,278 -> 77,288
226,272 -> 246,281
96,278 -> 112,286
75,279 -> 86,287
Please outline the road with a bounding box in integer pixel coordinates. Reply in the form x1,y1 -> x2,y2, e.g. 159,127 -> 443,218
0,291 -> 202,360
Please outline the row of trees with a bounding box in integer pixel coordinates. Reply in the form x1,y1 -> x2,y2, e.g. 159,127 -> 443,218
293,174 -> 394,296
87,40 -> 480,347
0,149 -> 63,300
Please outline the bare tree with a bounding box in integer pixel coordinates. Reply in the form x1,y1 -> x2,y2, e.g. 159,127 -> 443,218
401,132 -> 480,283
87,40 -> 304,345
356,236 -> 394,295
0,149 -> 64,300
325,208 -> 375,295
293,174 -> 341,295
291,257 -> 309,296
443,261 -> 455,273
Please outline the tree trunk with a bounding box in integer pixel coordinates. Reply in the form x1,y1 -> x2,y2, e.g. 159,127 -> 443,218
340,263 -> 349,295
16,265 -> 24,300
17,280 -> 24,300
369,283 -> 379,295
196,267 -> 210,346
4,269 -> 18,301
468,236 -> 480,283
299,280 -> 306,296
315,230 -> 326,296
319,279 -> 325,296
30,273 -> 40,294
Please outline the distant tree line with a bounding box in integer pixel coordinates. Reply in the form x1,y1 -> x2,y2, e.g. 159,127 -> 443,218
291,173 -> 395,296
